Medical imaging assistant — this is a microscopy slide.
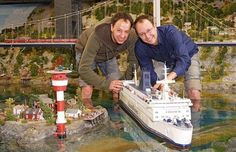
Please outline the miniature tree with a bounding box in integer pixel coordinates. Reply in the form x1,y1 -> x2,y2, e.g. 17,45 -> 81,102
28,94 -> 40,108
4,98 -> 17,121
0,119 -> 5,126
30,63 -> 39,76
39,101 -> 55,125
76,87 -> 86,111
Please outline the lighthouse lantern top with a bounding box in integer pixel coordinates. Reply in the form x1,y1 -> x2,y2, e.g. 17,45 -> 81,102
47,65 -> 72,74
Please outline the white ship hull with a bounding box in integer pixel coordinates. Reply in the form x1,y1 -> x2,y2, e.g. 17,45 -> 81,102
119,80 -> 193,148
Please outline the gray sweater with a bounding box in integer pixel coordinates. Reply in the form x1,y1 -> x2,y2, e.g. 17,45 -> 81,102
77,20 -> 138,90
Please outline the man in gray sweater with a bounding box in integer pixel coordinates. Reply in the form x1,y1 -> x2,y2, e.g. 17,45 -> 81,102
76,12 -> 137,109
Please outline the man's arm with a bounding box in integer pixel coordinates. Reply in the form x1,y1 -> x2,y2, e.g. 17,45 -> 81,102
79,33 -> 111,90
167,26 -> 191,76
134,42 -> 158,86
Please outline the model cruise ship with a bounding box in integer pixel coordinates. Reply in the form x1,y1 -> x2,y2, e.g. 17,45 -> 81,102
119,64 -> 193,148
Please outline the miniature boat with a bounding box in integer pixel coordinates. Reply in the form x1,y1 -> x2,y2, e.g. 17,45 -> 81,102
119,64 -> 193,148
83,110 -> 105,126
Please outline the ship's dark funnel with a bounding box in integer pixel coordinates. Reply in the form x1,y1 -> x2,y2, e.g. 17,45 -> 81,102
139,69 -> 151,91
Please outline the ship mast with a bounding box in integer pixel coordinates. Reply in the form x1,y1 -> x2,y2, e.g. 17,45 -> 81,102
156,64 -> 175,100
134,64 -> 138,86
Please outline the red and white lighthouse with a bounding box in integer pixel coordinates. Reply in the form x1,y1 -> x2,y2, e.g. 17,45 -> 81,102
47,69 -> 71,139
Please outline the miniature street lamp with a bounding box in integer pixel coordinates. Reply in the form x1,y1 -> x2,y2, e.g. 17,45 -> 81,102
47,66 -> 71,139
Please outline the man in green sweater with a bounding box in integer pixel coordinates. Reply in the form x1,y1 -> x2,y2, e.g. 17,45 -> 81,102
76,12 -> 138,109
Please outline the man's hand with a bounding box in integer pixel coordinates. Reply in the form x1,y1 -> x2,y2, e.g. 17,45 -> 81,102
167,71 -> 177,80
109,80 -> 123,93
152,83 -> 174,96
152,83 -> 163,91
152,71 -> 177,91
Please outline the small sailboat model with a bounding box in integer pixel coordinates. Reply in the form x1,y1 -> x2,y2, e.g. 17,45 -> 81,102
119,64 -> 193,148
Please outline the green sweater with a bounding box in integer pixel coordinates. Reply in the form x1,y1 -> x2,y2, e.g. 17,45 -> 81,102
78,22 -> 138,90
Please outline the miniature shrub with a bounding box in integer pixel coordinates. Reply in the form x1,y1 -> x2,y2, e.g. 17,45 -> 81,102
28,94 -> 40,108
107,4 -> 116,15
5,110 -> 17,121
52,55 -> 64,68
39,101 -> 55,125
66,119 -> 72,125
0,35 -> 4,42
212,141 -> 226,152
210,67 -> 221,80
215,47 -> 228,65
30,56 -> 42,65
208,47 -> 228,80
46,118 -> 55,125
95,8 -> 104,21
16,53 -> 24,65
21,119 -> 28,124
4,98 -> 16,121
131,1 -> 143,14
0,119 -> 5,126
200,47 -> 212,60
9,52 -> 14,60
29,63 -> 39,76
13,63 -> 20,75
144,2 -> 153,15
42,56 -> 49,65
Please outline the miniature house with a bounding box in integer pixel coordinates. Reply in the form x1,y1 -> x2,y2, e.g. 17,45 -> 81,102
13,105 -> 27,117
24,108 -> 44,120
37,94 -> 56,112
65,108 -> 82,119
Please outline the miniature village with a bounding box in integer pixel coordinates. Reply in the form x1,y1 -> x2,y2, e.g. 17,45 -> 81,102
0,93 -> 106,125
0,67 -> 109,147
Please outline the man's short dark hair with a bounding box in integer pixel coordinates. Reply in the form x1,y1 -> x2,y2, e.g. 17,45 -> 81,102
111,12 -> 133,28
134,15 -> 154,30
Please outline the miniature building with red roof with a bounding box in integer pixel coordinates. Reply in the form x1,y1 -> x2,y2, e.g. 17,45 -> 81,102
24,108 -> 44,121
